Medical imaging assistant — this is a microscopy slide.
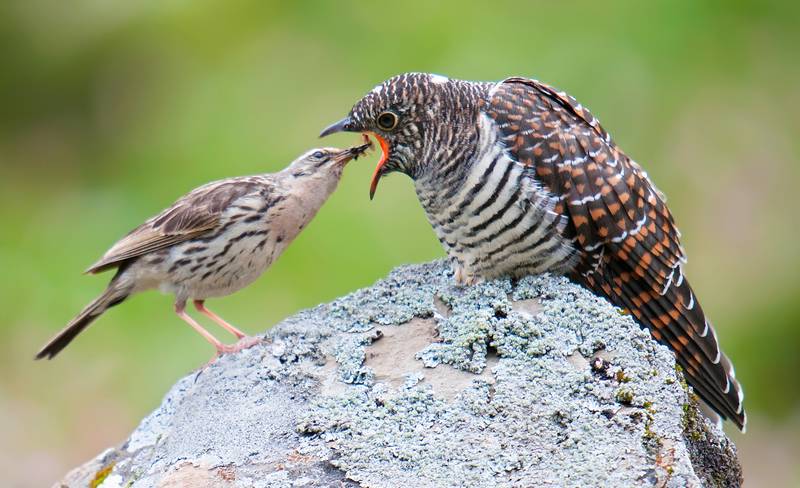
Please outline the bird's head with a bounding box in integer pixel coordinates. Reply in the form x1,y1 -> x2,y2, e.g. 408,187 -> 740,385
287,144 -> 371,181
320,73 -> 484,199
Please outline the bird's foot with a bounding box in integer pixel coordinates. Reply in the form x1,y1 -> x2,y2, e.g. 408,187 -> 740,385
199,336 -> 264,369
453,265 -> 483,286
215,335 -> 264,356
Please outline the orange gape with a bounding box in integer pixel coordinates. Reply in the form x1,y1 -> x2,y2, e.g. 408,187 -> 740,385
366,131 -> 391,199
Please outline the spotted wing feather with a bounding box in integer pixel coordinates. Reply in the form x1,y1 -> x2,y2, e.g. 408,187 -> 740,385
485,77 -> 745,429
86,178 -> 263,274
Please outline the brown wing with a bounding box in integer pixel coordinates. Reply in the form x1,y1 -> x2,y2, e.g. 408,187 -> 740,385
86,177 -> 263,274
485,77 -> 745,429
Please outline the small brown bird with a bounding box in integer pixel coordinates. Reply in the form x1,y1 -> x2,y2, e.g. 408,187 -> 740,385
36,144 -> 370,360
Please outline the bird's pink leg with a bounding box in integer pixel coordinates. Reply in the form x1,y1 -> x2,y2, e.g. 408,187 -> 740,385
193,300 -> 247,339
175,303 -> 236,355
193,300 -> 262,353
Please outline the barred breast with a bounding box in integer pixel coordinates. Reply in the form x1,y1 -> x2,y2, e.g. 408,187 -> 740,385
417,114 -> 579,283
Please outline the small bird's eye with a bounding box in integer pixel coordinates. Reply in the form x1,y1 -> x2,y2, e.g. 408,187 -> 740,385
312,151 -> 325,159
376,111 -> 399,131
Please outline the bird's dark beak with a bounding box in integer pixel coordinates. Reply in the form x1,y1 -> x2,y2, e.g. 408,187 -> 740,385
319,117 -> 356,138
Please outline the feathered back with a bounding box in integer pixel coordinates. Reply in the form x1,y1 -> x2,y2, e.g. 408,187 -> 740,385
485,77 -> 745,430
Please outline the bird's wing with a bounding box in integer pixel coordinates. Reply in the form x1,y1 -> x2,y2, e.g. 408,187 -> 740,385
86,177 -> 265,274
485,77 -> 745,429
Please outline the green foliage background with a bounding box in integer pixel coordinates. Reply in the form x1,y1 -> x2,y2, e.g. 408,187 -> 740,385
0,0 -> 797,485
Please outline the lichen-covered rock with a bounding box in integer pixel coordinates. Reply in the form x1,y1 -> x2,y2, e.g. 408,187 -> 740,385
58,261 -> 742,488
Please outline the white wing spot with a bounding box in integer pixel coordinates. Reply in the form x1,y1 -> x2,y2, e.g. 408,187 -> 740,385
570,192 -> 603,205
584,242 -> 603,252
543,154 -> 559,163
660,270 -> 675,295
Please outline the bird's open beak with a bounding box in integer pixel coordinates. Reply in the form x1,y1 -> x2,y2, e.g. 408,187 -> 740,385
320,117 -> 389,200
366,133 -> 390,200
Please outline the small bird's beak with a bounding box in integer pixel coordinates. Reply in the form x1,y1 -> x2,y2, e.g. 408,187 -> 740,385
319,117 -> 389,200
333,141 -> 372,165
319,117 -> 356,138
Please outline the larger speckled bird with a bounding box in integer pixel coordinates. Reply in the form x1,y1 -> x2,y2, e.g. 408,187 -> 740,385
36,144 -> 370,360
321,73 -> 745,430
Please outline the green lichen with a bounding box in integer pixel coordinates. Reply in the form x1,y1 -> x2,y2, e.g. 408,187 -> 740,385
90,462 -> 115,488
681,397 -> 704,442
615,387 -> 634,404
642,412 -> 663,451
675,364 -> 689,390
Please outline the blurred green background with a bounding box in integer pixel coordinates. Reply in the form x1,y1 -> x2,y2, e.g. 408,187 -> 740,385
1,0 -> 798,486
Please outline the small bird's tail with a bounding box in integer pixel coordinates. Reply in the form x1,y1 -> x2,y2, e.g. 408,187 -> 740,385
35,283 -> 131,360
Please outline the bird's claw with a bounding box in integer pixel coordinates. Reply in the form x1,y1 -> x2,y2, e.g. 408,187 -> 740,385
453,265 -> 482,286
215,336 -> 263,356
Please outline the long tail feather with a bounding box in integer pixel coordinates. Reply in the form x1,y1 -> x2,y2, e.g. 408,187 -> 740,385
35,284 -> 130,360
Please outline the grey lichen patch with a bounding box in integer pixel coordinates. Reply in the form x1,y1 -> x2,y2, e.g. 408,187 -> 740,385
364,317 -> 499,401
330,331 -> 378,385
417,276 -> 552,374
58,261 -> 740,488
321,262 -> 445,332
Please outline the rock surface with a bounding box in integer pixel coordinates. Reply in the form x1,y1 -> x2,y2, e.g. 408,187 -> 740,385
58,261 -> 742,488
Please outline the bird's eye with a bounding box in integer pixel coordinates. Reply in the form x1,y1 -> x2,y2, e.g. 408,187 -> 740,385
312,151 -> 325,159
376,111 -> 399,131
